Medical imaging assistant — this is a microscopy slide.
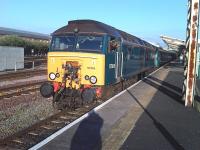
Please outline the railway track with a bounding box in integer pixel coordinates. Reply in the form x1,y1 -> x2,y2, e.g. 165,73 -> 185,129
0,69 -> 47,80
0,81 -> 45,99
0,99 -> 102,149
0,68 -> 156,149
24,56 -> 47,60
0,80 -> 127,149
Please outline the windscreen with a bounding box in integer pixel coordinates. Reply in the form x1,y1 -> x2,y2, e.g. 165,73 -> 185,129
50,35 -> 103,52
51,36 -> 75,51
76,36 -> 103,52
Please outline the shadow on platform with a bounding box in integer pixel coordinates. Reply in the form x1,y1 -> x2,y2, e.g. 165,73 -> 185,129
143,77 -> 184,105
124,89 -> 185,150
70,111 -> 103,150
148,76 -> 182,94
121,62 -> 200,150
164,62 -> 184,68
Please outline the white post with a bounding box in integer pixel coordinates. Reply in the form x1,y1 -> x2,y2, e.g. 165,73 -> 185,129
5,57 -> 7,71
15,62 -> 17,72
32,61 -> 35,70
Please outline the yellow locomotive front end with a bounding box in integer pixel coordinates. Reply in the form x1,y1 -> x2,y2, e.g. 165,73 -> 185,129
47,52 -> 105,89
40,29 -> 106,108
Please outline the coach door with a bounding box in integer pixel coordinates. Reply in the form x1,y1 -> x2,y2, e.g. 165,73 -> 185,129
115,53 -> 123,82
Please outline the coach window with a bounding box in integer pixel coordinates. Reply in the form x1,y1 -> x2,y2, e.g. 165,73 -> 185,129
146,50 -> 149,60
127,48 -> 131,60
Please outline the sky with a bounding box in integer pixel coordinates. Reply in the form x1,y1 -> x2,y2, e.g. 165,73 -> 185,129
1,0 -> 187,46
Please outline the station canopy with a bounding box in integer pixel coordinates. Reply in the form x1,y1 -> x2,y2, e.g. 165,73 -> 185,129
160,35 -> 185,52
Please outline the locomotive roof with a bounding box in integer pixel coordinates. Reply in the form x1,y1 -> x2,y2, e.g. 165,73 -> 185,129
53,20 -> 121,37
53,19 -> 155,48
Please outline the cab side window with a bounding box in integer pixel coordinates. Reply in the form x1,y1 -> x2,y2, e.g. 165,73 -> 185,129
108,37 -> 120,53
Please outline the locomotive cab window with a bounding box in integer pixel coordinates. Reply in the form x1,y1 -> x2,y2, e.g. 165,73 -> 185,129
108,37 -> 120,53
51,36 -> 75,51
50,35 -> 103,53
76,35 -> 103,52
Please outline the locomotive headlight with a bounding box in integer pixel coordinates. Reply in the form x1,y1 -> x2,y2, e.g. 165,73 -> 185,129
90,76 -> 97,84
49,73 -> 56,80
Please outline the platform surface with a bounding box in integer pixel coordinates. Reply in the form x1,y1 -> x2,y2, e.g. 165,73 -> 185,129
35,62 -> 200,150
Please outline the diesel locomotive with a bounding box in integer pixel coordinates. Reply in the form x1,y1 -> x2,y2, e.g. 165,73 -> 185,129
40,20 -> 176,108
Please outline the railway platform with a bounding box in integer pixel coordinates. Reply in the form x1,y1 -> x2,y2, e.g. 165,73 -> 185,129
30,61 -> 200,150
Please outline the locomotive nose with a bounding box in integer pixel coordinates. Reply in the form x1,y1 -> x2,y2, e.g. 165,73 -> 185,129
40,82 -> 54,98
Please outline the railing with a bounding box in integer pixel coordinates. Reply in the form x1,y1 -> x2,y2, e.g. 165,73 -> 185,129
1,59 -> 47,72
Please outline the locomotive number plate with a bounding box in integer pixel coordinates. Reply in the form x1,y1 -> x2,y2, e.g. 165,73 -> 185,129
109,64 -> 115,69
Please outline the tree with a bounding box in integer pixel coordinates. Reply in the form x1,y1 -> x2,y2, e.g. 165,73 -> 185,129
0,35 -> 49,55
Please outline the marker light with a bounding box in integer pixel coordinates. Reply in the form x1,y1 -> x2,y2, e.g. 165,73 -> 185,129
85,75 -> 89,80
56,73 -> 60,78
